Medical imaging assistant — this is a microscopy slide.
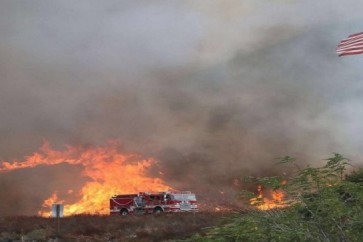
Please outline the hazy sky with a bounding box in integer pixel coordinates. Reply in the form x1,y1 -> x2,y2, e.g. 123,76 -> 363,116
1,0 -> 363,214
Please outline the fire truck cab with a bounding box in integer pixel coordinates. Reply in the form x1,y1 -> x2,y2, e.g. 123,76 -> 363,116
110,191 -> 198,215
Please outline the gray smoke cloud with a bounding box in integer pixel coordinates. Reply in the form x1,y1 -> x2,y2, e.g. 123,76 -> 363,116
1,0 -> 363,215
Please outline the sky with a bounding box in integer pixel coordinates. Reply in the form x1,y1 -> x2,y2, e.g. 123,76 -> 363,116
1,0 -> 363,215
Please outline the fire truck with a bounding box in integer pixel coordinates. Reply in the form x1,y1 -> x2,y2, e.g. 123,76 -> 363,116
110,191 -> 198,215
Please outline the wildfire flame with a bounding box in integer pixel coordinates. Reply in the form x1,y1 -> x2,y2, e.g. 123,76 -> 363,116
0,141 -> 172,216
214,206 -> 233,212
250,185 -> 286,210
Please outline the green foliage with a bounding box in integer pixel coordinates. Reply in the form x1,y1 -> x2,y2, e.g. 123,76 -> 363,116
345,168 -> 363,184
186,154 -> 363,242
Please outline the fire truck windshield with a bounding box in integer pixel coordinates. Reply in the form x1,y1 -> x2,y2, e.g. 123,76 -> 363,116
170,194 -> 196,201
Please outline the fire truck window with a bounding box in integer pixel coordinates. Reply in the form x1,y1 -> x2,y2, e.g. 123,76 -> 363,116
149,195 -> 154,200
134,197 -> 143,207
171,194 -> 196,201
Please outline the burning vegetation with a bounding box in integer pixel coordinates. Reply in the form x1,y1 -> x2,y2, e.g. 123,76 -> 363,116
0,141 -> 172,216
0,141 -> 292,217
249,185 -> 286,210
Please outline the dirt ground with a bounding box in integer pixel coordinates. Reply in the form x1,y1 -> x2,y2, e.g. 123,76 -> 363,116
0,212 -> 234,241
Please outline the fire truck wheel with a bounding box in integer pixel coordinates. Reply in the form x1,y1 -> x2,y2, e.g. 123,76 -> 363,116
153,207 -> 163,214
120,209 -> 129,216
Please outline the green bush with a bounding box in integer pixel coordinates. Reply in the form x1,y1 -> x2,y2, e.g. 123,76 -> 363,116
345,168 -> 363,184
186,154 -> 363,242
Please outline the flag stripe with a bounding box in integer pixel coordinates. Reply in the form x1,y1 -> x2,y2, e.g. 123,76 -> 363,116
337,48 -> 363,54
339,50 -> 363,57
337,47 -> 363,54
338,37 -> 363,47
340,32 -> 363,42
337,44 -> 363,52
337,37 -> 363,47
340,35 -> 363,44
336,32 -> 363,57
348,32 -> 363,38
340,36 -> 363,45
337,45 -> 363,52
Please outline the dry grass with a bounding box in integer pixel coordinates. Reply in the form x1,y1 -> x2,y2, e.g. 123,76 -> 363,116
0,212 -> 232,241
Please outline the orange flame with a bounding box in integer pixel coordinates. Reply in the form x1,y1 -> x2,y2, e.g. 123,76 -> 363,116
214,206 -> 233,212
0,141 -> 172,216
250,185 -> 286,210
38,192 -> 65,217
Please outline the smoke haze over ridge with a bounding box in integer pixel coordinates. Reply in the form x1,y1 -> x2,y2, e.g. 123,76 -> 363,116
1,0 -> 363,215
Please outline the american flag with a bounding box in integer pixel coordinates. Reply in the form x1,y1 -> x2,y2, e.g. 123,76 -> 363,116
336,32 -> 363,57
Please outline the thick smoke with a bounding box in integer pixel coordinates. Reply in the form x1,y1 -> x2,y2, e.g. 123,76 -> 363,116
1,0 -> 363,215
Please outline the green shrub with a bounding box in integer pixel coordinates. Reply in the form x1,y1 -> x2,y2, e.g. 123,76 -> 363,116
346,168 -> 363,184
186,154 -> 363,242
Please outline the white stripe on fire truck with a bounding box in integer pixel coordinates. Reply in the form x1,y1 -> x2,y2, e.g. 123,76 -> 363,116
111,198 -> 133,206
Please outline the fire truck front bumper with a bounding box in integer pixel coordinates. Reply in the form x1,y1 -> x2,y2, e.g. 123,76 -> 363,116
168,203 -> 198,212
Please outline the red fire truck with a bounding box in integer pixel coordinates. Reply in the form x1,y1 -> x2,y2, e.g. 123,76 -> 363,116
110,191 -> 198,215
